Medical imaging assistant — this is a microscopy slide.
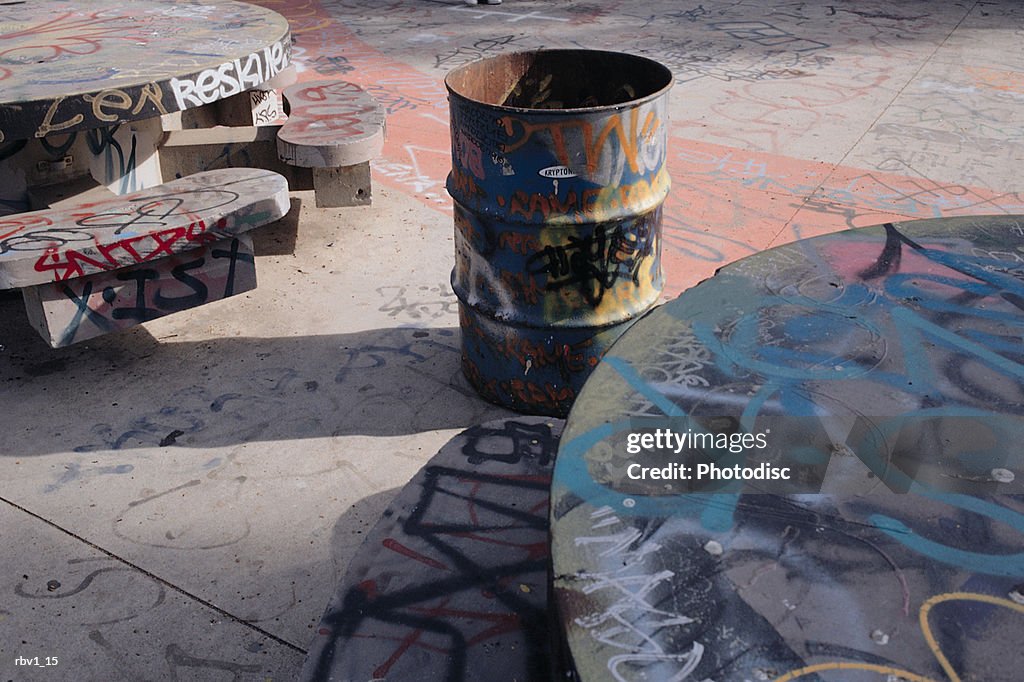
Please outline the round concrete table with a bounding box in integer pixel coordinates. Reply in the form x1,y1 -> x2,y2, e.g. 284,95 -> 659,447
0,0 -> 291,142
551,215 -> 1024,681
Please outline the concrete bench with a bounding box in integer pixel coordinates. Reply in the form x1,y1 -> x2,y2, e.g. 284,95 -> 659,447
0,168 -> 289,347
277,80 -> 386,208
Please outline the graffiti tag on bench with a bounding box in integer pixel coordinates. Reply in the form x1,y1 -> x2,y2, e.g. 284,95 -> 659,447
24,235 -> 257,347
278,80 -> 386,168
0,168 -> 288,288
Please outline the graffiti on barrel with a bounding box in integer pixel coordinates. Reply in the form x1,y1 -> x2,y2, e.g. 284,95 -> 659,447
446,50 -> 673,416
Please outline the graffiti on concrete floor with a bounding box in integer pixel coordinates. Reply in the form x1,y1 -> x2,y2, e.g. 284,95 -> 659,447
303,417 -> 563,682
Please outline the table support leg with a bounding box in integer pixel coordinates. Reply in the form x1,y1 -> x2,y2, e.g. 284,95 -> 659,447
87,116 -> 164,195
312,163 -> 372,208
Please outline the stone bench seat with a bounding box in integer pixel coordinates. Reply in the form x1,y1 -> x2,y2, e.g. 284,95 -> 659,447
0,168 -> 289,347
277,80 -> 386,208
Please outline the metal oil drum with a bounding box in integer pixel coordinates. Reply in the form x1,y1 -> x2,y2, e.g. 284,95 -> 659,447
445,49 -> 673,416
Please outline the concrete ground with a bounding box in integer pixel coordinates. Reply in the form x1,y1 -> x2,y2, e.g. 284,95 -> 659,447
2,0 -> 1022,679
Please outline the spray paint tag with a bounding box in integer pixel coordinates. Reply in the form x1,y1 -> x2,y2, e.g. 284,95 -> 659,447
539,165 -> 577,178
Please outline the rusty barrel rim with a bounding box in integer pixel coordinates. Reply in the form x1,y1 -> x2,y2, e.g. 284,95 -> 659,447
445,49 -> 673,114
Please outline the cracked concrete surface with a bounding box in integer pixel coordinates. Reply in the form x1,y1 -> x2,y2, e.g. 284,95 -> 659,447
2,0 -> 1023,679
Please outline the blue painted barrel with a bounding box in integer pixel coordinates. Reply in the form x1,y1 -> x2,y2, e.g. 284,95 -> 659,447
445,50 -> 673,416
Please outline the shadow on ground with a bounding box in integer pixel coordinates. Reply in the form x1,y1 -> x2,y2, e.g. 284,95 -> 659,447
0,293 -> 511,457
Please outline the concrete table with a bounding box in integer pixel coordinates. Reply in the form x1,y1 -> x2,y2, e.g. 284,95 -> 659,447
551,215 -> 1024,681
0,0 -> 292,211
